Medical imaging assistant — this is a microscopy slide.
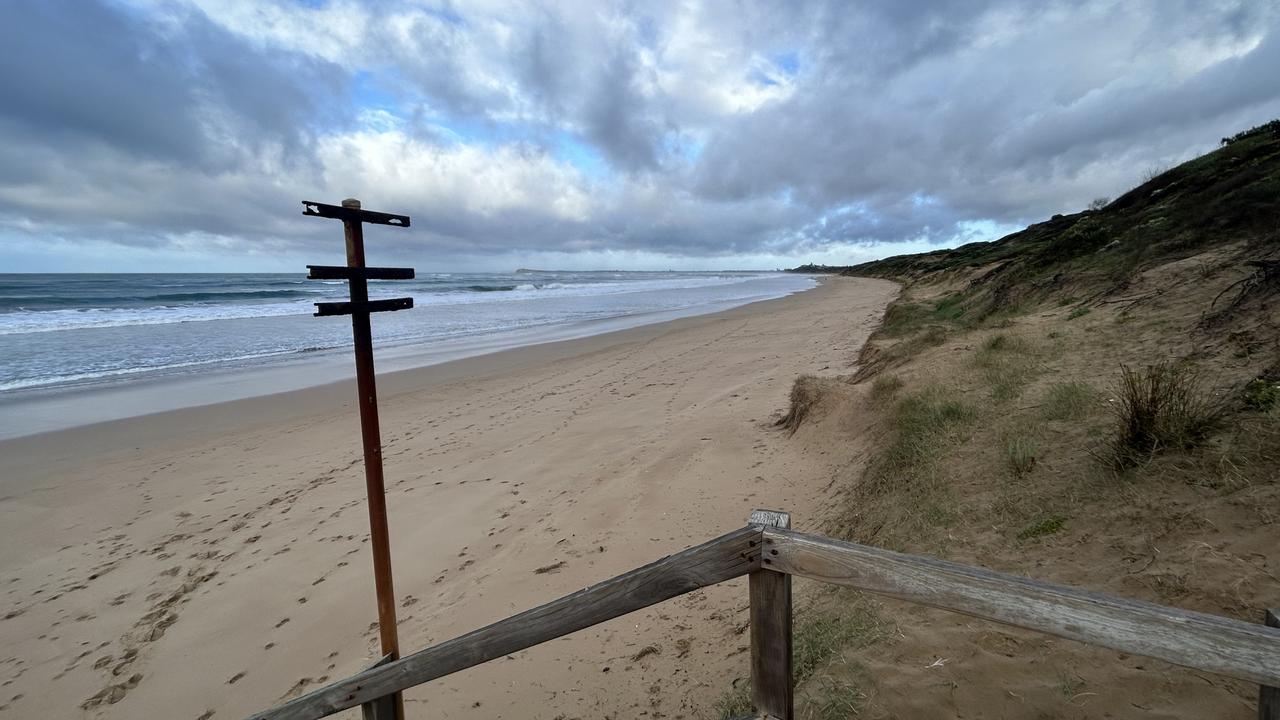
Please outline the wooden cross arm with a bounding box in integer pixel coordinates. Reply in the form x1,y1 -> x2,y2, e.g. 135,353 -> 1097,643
306,265 -> 415,281
302,201 -> 410,228
314,298 -> 414,317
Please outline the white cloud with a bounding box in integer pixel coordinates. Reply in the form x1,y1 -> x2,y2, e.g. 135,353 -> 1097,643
316,127 -> 594,223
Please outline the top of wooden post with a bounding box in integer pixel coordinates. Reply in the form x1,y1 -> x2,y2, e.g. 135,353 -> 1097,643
749,509 -> 791,529
342,198 -> 361,209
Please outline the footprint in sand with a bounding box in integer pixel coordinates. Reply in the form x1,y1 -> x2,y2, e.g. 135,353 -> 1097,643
81,672 -> 143,709
281,677 -> 315,700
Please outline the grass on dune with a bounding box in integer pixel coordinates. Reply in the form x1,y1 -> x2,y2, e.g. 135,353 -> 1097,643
714,591 -> 885,719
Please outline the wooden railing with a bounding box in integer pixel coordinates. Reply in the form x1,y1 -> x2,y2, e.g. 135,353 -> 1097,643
248,510 -> 1280,720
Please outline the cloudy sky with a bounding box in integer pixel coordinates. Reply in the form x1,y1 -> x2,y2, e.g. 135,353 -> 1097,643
3,0 -> 1279,272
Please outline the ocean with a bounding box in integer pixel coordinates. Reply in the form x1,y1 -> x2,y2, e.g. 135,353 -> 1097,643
0,271 -> 815,436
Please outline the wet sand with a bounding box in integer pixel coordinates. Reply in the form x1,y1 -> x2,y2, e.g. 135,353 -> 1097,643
0,276 -> 896,719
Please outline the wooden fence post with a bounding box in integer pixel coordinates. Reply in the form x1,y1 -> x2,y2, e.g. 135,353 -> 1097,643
749,510 -> 793,720
360,654 -> 396,720
1263,609 -> 1279,720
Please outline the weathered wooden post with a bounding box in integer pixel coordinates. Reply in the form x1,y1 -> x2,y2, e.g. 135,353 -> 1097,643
1263,609 -> 1279,720
305,199 -> 414,720
749,509 -> 793,720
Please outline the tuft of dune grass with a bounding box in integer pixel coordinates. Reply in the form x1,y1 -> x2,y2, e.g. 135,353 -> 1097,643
779,374 -> 825,434
974,333 -> 1037,402
1104,361 -> 1225,470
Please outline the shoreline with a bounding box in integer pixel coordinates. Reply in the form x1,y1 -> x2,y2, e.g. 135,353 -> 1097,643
0,275 -> 897,720
0,277 -> 817,441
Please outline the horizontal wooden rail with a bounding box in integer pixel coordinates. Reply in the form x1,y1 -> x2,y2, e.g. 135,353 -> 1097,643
763,528 -> 1280,686
247,526 -> 762,720
313,298 -> 414,317
307,265 -> 415,281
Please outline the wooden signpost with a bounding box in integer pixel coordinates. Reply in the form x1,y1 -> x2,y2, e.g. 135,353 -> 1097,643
304,198 -> 413,720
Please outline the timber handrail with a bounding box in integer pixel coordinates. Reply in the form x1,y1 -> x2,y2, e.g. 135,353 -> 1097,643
763,527 -> 1280,687
247,526 -> 761,720
248,512 -> 1280,720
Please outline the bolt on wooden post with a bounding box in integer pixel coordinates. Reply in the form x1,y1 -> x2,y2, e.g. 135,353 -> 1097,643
303,198 -> 414,719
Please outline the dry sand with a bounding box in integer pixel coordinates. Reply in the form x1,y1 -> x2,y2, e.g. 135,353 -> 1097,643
0,276 -> 897,719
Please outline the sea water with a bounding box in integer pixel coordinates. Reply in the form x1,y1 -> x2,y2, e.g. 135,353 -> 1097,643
0,271 -> 815,436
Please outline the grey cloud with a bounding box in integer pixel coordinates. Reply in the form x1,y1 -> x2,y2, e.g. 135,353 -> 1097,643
4,0 -> 1280,267
0,0 -> 348,245
998,29 -> 1280,165
0,1 -> 205,166
692,1 -> 1280,245
0,1 -> 342,173
580,50 -> 662,171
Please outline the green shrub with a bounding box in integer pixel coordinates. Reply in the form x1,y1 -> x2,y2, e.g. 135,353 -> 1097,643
1244,378 -> 1280,411
880,295 -> 972,337
931,293 -> 968,323
1067,306 -> 1091,320
1018,514 -> 1066,539
880,301 -> 929,336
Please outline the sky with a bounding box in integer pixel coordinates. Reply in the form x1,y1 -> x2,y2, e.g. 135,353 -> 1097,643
2,1 -> 1279,273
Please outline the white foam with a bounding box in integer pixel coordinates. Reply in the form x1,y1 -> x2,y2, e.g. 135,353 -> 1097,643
0,274 -> 777,335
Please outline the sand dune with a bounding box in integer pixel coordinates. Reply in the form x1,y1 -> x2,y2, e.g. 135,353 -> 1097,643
0,277 -> 897,719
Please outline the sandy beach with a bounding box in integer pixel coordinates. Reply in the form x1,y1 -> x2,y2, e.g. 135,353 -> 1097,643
0,276 -> 897,719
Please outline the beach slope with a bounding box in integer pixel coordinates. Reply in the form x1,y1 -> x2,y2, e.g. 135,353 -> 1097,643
0,276 -> 896,719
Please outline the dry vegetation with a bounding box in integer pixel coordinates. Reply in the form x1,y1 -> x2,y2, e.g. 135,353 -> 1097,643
778,375 -> 830,435
725,121 -> 1280,718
